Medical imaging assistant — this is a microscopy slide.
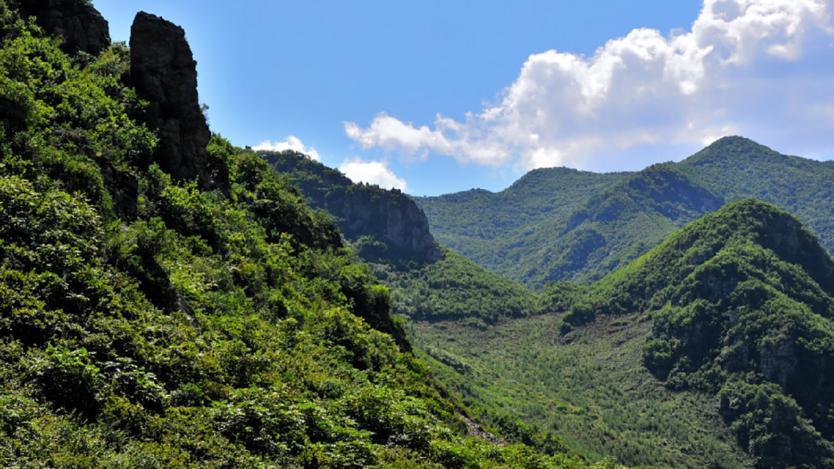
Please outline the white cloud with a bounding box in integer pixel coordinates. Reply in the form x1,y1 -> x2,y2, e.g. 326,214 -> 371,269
253,136 -> 321,161
338,158 -> 408,191
345,0 -> 834,171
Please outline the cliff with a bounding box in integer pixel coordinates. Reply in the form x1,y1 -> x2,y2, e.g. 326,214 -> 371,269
263,150 -> 441,263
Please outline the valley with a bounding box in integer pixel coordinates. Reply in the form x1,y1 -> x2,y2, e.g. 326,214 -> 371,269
2,1 -> 834,467
414,314 -> 752,467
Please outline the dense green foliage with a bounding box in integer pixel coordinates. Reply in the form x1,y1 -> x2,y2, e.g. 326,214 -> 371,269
557,200 -> 834,467
417,137 -> 834,287
0,5 -> 583,466
375,249 -> 538,324
413,315 -> 752,468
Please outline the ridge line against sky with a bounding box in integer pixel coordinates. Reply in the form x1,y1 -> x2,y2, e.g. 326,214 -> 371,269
95,0 -> 834,195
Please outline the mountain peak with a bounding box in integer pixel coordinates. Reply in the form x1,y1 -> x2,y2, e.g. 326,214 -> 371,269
683,136 -> 780,166
617,198 -> 834,299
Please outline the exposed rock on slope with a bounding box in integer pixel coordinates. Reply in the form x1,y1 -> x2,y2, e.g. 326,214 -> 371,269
14,0 -> 110,54
264,150 -> 441,262
129,12 -> 226,189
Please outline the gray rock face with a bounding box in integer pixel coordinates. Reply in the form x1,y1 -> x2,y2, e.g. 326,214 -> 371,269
129,12 -> 225,189
263,151 -> 442,263
15,0 -> 110,55
337,188 -> 442,261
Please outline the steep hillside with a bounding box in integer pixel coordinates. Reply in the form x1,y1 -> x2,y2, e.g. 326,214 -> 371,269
0,3 -> 578,466
559,199 -> 834,466
266,150 -> 541,325
417,137 -> 834,287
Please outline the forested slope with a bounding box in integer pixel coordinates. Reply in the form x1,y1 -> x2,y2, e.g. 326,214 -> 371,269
0,3 -> 581,466
552,200 -> 834,466
417,137 -> 834,287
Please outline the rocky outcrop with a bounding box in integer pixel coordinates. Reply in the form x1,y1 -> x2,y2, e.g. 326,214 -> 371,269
263,150 -> 442,263
14,0 -> 110,55
129,12 -> 226,190
336,185 -> 441,261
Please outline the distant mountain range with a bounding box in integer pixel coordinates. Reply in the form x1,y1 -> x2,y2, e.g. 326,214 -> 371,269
416,136 -> 834,287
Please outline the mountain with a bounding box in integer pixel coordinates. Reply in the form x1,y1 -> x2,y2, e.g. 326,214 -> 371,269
263,150 -> 540,325
502,164 -> 723,285
269,134 -> 834,466
583,199 -> 834,466
679,136 -> 834,254
416,136 -> 834,287
0,3 -> 577,466
415,168 -> 626,282
264,150 -> 441,263
418,200 -> 834,467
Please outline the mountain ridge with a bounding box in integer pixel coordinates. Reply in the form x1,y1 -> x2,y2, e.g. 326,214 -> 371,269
417,136 -> 834,287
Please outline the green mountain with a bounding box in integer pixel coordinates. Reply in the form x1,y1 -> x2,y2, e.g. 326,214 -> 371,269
504,164 -> 723,285
263,150 -> 540,325
679,136 -> 834,254
582,199 -> 834,466
417,200 -> 834,467
416,137 -> 834,287
0,3 -> 580,466
416,168 -> 627,284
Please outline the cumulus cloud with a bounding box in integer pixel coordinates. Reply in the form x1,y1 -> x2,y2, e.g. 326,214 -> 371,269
253,136 -> 321,161
338,158 -> 408,191
345,0 -> 834,170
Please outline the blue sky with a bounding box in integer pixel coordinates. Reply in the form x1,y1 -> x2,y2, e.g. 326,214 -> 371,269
94,1 -> 834,195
